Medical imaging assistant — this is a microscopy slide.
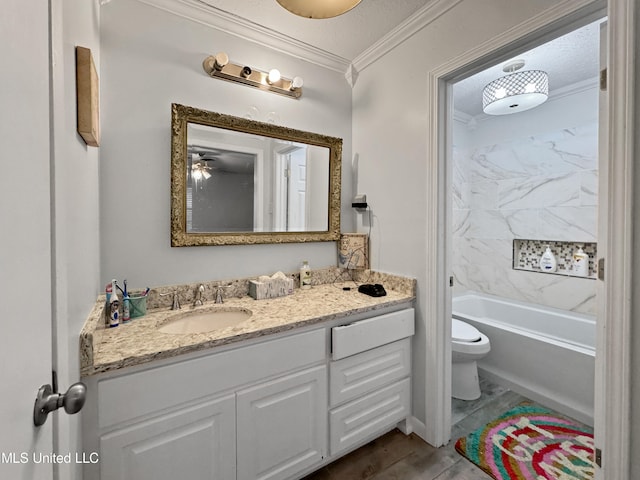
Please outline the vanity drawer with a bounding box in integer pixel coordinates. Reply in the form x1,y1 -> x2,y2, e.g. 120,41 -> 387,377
329,378 -> 410,455
330,338 -> 410,407
331,308 -> 414,360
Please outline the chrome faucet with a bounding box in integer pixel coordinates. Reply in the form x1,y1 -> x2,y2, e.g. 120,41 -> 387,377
194,284 -> 205,306
160,290 -> 181,310
214,285 -> 233,304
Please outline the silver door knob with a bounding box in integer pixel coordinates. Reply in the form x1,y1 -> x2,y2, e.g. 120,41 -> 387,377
33,382 -> 87,427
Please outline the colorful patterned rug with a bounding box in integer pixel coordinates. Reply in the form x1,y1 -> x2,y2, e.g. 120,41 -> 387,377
455,403 -> 595,480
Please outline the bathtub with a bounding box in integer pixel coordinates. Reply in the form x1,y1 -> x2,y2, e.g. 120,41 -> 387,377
452,292 -> 595,425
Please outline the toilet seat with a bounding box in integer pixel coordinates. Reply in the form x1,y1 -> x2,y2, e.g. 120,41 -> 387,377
452,319 -> 481,342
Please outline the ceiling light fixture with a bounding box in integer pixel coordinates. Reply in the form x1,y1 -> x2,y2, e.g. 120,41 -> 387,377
482,60 -> 549,115
275,0 -> 363,19
203,52 -> 303,99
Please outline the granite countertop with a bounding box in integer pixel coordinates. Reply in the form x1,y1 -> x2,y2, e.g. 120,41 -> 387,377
80,271 -> 415,377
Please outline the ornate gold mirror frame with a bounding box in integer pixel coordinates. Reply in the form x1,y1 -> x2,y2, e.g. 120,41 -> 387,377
171,103 -> 342,246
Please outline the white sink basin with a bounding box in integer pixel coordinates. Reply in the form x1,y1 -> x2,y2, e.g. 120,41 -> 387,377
158,308 -> 252,334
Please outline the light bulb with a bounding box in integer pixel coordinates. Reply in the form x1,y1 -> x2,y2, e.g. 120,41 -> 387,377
494,87 -> 507,99
268,69 -> 281,84
525,83 -> 537,93
290,76 -> 304,90
213,52 -> 228,70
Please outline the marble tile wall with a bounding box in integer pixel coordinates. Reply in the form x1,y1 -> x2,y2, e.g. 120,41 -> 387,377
453,123 -> 598,314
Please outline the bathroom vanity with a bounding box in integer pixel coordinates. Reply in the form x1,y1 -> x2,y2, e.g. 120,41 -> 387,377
80,277 -> 415,480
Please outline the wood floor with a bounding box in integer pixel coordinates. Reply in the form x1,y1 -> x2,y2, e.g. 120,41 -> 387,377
303,382 -> 527,480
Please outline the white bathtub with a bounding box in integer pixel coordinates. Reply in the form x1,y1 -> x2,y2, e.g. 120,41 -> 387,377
453,291 -> 595,425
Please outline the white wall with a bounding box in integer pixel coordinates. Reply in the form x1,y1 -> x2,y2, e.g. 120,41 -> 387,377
50,0 -> 102,478
452,85 -> 599,314
630,3 -> 640,476
99,0 -> 353,288
351,0 -> 581,440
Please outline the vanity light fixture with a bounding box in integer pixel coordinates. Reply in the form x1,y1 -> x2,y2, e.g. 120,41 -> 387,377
276,0 -> 363,19
203,52 -> 303,99
482,59 -> 549,115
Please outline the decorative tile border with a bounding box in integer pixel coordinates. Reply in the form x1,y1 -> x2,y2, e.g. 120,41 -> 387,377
513,239 -> 597,279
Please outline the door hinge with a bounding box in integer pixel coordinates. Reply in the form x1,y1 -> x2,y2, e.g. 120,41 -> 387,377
595,447 -> 602,467
597,258 -> 605,281
600,68 -> 607,91
449,276 -> 454,287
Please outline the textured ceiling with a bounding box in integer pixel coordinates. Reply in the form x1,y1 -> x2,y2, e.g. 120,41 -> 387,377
197,0 -> 433,60
453,19 -> 604,118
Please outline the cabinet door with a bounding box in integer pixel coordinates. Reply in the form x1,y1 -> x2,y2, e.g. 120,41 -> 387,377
237,365 -> 327,480
100,394 -> 235,480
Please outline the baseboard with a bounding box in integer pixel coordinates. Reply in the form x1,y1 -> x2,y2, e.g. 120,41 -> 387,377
406,416 -> 428,442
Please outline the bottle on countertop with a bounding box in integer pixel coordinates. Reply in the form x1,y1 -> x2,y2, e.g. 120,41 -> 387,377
109,279 -> 120,328
572,247 -> 589,277
122,279 -> 131,323
539,246 -> 558,273
300,261 -> 311,290
105,282 -> 112,305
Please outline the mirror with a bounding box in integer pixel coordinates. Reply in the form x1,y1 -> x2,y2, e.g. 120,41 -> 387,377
171,104 -> 342,246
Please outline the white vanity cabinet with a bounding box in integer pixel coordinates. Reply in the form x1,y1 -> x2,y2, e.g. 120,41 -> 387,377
83,329 -> 326,480
82,306 -> 414,480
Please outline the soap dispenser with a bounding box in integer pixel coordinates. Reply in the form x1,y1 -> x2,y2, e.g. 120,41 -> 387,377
300,261 -> 311,290
539,246 -> 558,273
572,247 -> 589,277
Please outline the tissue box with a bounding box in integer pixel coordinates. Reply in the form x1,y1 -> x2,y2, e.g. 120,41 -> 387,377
249,276 -> 294,300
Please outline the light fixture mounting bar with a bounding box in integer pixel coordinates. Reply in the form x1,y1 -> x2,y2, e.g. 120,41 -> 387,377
203,55 -> 302,99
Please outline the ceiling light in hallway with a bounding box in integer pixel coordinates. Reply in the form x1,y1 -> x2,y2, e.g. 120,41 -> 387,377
482,59 -> 549,115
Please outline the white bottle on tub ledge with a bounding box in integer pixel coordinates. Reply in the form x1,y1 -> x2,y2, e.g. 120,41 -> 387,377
539,246 -> 558,273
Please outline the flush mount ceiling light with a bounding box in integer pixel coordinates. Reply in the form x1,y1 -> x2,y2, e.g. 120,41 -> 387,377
202,52 -> 303,99
482,59 -> 549,115
276,0 -> 363,19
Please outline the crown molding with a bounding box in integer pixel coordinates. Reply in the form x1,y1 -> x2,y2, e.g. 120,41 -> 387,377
132,0 -> 351,73
548,75 -> 598,101
452,109 -> 473,125
351,0 -> 464,75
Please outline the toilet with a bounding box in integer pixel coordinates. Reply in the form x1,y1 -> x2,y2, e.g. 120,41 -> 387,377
451,319 -> 491,400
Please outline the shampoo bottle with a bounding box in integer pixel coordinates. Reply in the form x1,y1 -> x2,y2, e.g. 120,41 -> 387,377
109,279 -> 120,328
572,247 -> 589,277
539,246 -> 558,273
300,261 -> 311,290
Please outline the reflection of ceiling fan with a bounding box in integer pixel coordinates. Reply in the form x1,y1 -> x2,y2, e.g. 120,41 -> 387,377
191,153 -> 212,181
